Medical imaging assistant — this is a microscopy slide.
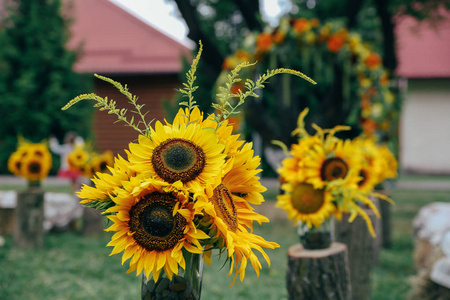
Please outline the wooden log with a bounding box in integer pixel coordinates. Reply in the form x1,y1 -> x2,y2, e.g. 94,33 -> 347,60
82,207 -> 104,236
335,210 -> 377,300
0,208 -> 14,235
286,242 -> 351,300
378,192 -> 392,248
371,197 -> 382,266
13,187 -> 45,248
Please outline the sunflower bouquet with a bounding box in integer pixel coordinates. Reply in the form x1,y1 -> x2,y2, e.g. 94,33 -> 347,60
67,143 -> 114,179
62,43 -> 315,299
276,109 -> 395,249
8,137 -> 52,186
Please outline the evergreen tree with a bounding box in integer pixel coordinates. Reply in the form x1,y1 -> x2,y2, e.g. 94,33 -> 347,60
0,0 -> 93,173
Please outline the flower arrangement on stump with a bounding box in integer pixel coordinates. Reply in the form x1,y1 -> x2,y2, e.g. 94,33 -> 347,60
62,42 -> 316,299
66,143 -> 114,179
275,109 -> 396,250
8,137 -> 52,187
8,137 -> 52,248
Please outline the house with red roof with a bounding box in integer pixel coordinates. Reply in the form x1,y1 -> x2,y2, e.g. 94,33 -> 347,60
65,0 -> 191,156
395,12 -> 450,174
0,0 -> 191,156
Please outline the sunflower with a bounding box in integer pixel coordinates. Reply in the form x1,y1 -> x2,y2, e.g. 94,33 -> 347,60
196,142 -> 279,283
104,178 -> 209,283
29,143 -> 52,163
128,120 -> 226,194
277,135 -> 320,184
94,150 -> 114,174
378,144 -> 398,183
7,152 -> 23,176
356,165 -> 379,192
171,107 -> 244,157
304,138 -> 361,189
21,154 -> 52,182
277,182 -> 336,228
353,137 -> 384,187
78,155 -> 135,209
67,145 -> 89,173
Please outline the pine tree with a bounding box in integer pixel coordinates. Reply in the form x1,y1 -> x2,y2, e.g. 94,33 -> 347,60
0,0 -> 93,173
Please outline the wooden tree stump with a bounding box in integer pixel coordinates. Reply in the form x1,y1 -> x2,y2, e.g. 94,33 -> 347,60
371,196 -> 382,266
82,207 -> 104,236
13,187 -> 45,248
287,242 -> 351,300
335,210 -> 377,300
379,197 -> 392,248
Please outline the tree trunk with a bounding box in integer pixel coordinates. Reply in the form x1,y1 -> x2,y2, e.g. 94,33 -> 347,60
335,210 -> 377,300
13,187 -> 45,248
286,242 -> 351,300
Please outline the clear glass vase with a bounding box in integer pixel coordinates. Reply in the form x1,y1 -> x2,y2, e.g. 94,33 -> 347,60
141,251 -> 204,300
298,217 -> 335,250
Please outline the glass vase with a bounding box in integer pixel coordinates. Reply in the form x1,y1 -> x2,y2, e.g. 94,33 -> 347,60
298,217 -> 335,250
141,251 -> 204,300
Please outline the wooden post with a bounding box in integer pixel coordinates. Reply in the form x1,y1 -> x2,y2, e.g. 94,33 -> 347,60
13,187 -> 45,248
287,242 -> 351,300
335,210 -> 377,300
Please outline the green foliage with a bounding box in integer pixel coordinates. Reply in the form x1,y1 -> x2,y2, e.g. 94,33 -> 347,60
0,0 -> 94,174
63,74 -> 153,136
178,41 -> 203,114
213,62 -> 316,129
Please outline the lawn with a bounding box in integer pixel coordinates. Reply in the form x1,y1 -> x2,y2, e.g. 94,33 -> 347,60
1,179 -> 449,299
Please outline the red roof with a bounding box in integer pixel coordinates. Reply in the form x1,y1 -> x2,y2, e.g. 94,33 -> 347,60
0,0 -> 191,74
66,0 -> 191,74
395,13 -> 450,78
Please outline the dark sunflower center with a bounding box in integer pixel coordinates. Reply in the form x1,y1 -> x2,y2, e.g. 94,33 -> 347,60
99,162 -> 108,172
15,162 -> 21,170
152,138 -> 206,183
291,183 -> 325,214
129,192 -> 186,252
320,157 -> 348,181
29,162 -> 41,174
142,207 -> 174,237
358,169 -> 368,187
211,184 -> 238,232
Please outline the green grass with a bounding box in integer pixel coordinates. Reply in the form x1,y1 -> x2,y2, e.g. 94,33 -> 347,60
1,187 -> 449,299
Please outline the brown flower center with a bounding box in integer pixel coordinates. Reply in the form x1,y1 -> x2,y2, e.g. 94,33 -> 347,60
291,183 -> 325,214
211,184 -> 238,232
358,169 -> 368,187
28,162 -> 42,174
320,157 -> 348,181
129,192 -> 186,252
152,138 -> 206,183
99,161 -> 108,173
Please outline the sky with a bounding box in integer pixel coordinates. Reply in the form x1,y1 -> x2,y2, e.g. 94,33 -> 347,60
110,0 -> 292,46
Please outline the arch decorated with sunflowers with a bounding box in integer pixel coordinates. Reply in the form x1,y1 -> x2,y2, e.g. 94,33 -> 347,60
217,17 -> 400,149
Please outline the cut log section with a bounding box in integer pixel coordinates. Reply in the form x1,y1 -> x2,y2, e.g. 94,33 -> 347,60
286,242 -> 351,300
13,187 -> 45,248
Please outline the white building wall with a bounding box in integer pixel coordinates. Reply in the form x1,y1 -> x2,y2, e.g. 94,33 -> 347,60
400,79 -> 450,174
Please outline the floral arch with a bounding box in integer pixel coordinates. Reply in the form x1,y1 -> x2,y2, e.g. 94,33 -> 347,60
218,17 -> 399,147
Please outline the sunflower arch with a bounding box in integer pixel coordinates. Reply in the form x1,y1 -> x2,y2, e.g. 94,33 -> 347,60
218,17 -> 399,150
